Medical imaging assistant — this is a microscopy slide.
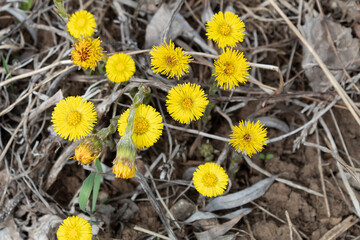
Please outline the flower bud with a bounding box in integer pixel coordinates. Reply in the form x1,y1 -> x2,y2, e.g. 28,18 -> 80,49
113,134 -> 136,179
72,135 -> 102,164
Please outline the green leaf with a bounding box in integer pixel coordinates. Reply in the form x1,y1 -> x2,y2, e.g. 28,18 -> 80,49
2,55 -> 14,93
92,173 -> 102,213
79,172 -> 96,212
1,55 -> 9,76
91,159 -> 103,213
266,154 -> 274,160
21,0 -> 33,10
95,158 -> 103,172
259,153 -> 265,160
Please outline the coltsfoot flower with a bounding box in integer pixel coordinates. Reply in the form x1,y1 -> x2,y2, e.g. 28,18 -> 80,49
166,82 -> 209,124
106,53 -> 136,83
57,216 -> 92,240
229,120 -> 268,157
206,11 -> 245,48
118,104 -> 163,150
213,48 -> 250,90
67,10 -> 96,39
72,135 -> 102,164
71,38 -> 104,70
193,162 -> 229,197
150,40 -> 192,79
51,96 -> 97,141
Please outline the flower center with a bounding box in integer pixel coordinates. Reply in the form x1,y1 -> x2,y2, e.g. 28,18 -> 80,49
116,63 -> 125,72
78,46 -> 90,61
67,111 -> 82,126
166,55 -> 177,67
243,133 -> 252,143
181,98 -> 193,110
202,173 -> 218,187
67,227 -> 80,239
219,24 -> 231,36
77,18 -> 86,27
224,63 -> 234,75
134,117 -> 149,135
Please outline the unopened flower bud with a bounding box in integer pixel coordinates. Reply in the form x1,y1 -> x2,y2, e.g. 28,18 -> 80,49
72,135 -> 102,164
113,134 -> 136,179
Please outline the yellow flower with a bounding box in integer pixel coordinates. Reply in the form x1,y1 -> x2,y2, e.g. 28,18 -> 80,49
105,53 -> 136,83
67,10 -> 96,39
229,120 -> 268,157
113,159 -> 136,179
71,38 -> 104,70
150,40 -> 192,79
206,11 -> 245,48
193,162 -> 229,197
213,48 -> 250,90
118,104 -> 163,150
52,96 -> 97,141
57,216 -> 92,240
71,136 -> 102,164
166,82 -> 209,124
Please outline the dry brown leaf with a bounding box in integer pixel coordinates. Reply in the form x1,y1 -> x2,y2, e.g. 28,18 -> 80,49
299,15 -> 360,92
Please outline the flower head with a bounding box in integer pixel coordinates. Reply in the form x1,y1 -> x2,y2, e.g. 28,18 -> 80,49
150,40 -> 192,79
166,82 -> 209,124
118,104 -> 163,150
72,135 -> 102,164
213,48 -> 250,90
52,96 -> 97,141
229,120 -> 268,157
106,53 -> 136,83
206,11 -> 245,48
67,10 -> 96,39
57,216 -> 92,240
71,38 -> 104,70
193,162 -> 229,197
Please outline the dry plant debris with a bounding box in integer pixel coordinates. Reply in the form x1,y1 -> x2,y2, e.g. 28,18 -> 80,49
1,0 -> 360,239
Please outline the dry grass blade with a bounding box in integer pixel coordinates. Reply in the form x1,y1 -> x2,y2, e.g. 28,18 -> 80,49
319,215 -> 359,240
268,0 -> 360,127
0,60 -> 72,88
316,130 -> 331,217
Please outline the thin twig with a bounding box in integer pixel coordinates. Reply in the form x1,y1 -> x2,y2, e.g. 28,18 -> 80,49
285,211 -> 293,240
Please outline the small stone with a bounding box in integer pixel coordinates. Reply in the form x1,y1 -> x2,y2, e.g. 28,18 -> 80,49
168,199 -> 196,221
